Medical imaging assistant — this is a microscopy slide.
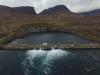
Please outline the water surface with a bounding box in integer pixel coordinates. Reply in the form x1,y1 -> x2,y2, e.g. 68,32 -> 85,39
11,32 -> 92,44
0,49 -> 100,75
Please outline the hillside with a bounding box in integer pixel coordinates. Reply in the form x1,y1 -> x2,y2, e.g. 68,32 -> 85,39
0,5 -> 100,45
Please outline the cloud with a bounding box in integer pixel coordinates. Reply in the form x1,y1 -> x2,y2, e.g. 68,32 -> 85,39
0,0 -> 34,7
33,0 -> 100,13
0,0 -> 100,13
67,0 -> 100,13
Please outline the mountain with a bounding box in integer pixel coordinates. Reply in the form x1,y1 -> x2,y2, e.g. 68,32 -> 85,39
0,5 -> 11,11
39,5 -> 72,15
13,6 -> 36,15
39,5 -> 80,17
0,5 -> 13,18
81,9 -> 100,16
0,5 -> 12,13
0,5 -> 36,15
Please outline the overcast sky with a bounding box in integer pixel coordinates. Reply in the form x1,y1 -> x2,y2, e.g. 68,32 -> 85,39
0,0 -> 100,13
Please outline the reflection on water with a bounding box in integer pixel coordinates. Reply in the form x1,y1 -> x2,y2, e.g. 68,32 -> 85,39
11,33 -> 92,44
0,49 -> 100,75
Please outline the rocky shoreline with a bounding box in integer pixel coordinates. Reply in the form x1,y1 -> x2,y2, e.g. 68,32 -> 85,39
0,43 -> 99,50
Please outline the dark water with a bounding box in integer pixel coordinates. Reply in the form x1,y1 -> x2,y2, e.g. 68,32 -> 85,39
11,32 -> 92,44
0,49 -> 100,75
